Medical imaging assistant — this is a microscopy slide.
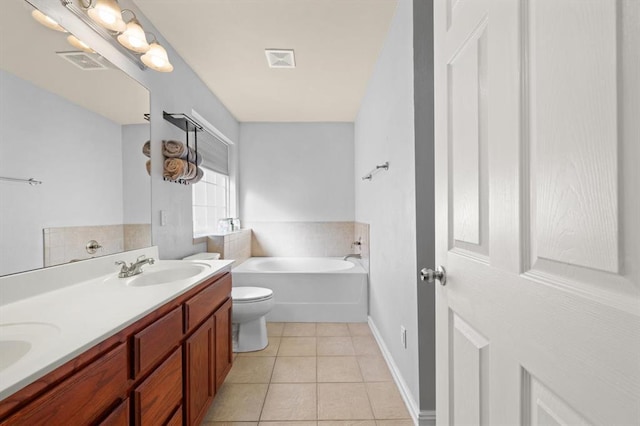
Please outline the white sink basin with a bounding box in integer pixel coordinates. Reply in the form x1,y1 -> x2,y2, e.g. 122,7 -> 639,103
106,261 -> 211,287
0,323 -> 60,372
129,264 -> 207,286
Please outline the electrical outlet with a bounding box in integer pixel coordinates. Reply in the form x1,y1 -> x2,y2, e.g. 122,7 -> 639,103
400,326 -> 407,349
160,210 -> 168,226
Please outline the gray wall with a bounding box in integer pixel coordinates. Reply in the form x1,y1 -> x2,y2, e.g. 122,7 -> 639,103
122,123 -> 151,224
0,70 -> 123,275
239,123 -> 354,222
31,0 -> 240,260
354,0 -> 422,414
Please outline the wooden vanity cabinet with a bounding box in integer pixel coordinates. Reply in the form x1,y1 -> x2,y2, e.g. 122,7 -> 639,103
0,270 -> 233,426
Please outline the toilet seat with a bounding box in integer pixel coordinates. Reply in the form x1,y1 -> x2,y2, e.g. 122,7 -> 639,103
232,287 -> 273,303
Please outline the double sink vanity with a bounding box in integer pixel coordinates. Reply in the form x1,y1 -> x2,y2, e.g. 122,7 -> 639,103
0,247 -> 234,425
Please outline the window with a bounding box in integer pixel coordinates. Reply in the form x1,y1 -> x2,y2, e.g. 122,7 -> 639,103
192,167 -> 229,237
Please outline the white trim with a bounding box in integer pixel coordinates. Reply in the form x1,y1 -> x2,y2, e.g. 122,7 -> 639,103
367,317 -> 436,426
418,410 -> 437,426
191,109 -> 235,146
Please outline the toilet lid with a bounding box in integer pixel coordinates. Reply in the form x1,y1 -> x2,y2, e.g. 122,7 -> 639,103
232,286 -> 273,303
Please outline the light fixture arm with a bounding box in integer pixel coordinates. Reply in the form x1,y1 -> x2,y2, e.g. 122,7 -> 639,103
120,9 -> 138,23
78,0 -> 94,9
144,32 -> 158,44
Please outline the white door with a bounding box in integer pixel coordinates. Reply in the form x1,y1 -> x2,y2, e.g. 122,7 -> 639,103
432,0 -> 639,424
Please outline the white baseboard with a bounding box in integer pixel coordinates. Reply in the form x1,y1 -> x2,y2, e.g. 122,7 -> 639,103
367,317 -> 436,426
418,410 -> 437,426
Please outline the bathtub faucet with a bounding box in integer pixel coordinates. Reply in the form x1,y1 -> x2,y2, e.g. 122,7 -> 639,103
343,253 -> 362,260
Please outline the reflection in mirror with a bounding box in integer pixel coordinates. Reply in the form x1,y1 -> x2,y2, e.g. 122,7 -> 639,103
0,0 -> 151,276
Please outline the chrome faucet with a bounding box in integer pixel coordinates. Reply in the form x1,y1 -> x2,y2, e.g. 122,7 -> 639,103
115,255 -> 155,278
343,253 -> 362,261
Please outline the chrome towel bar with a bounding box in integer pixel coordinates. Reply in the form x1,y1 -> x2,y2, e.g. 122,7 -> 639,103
361,162 -> 389,181
0,176 -> 42,186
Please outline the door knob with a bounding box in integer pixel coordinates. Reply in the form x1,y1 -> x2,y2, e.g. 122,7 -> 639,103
420,265 -> 447,286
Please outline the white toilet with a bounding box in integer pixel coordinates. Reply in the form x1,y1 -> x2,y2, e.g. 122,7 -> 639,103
232,286 -> 274,352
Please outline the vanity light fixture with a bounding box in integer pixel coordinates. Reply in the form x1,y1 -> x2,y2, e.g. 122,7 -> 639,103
85,0 -> 126,32
62,0 -> 173,73
141,35 -> 173,72
66,35 -> 95,53
31,9 -> 67,32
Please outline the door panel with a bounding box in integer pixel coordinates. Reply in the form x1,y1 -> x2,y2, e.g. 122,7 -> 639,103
450,26 -> 481,246
523,372 -> 592,426
450,312 -> 490,426
528,0 -> 619,274
446,0 -> 490,261
434,0 -> 640,425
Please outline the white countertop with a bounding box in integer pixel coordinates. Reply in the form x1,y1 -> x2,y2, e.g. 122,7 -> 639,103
0,247 -> 233,401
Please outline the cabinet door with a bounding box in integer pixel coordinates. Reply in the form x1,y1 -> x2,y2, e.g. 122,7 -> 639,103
214,298 -> 233,389
185,316 -> 215,426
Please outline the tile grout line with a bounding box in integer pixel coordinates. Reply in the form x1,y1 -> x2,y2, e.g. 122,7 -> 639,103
256,323 -> 282,423
353,330 -> 379,424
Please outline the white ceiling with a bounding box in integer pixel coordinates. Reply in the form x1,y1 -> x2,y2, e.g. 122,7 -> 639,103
134,0 -> 399,122
0,0 -> 149,125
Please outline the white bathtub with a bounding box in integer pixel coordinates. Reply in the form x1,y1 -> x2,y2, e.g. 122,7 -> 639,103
232,257 -> 368,322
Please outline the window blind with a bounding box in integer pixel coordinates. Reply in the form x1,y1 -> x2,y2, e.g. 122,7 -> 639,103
197,129 -> 229,176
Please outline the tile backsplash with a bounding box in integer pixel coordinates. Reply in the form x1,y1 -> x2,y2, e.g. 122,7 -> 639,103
207,229 -> 252,266
244,222 -> 364,258
43,224 -> 151,267
124,224 -> 152,251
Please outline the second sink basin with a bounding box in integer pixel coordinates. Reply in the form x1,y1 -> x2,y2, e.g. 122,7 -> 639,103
0,322 -> 61,372
124,261 -> 210,287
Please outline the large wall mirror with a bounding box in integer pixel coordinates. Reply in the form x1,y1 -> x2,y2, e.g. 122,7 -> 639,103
0,0 -> 151,276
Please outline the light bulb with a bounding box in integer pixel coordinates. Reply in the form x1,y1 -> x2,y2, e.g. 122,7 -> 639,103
67,35 -> 95,53
98,9 -> 116,25
31,10 -> 66,32
117,19 -> 150,53
141,42 -> 173,72
87,0 -> 126,32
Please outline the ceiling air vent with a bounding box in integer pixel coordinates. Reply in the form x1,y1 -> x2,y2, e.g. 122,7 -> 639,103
56,51 -> 109,71
265,49 -> 296,69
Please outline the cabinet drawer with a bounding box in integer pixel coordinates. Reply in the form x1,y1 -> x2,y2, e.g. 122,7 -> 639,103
99,398 -> 129,426
133,306 -> 183,378
185,274 -> 231,332
1,343 -> 128,426
133,348 -> 182,426
165,405 -> 183,426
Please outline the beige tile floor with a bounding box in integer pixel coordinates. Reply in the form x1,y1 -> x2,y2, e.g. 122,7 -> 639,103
202,322 -> 414,426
